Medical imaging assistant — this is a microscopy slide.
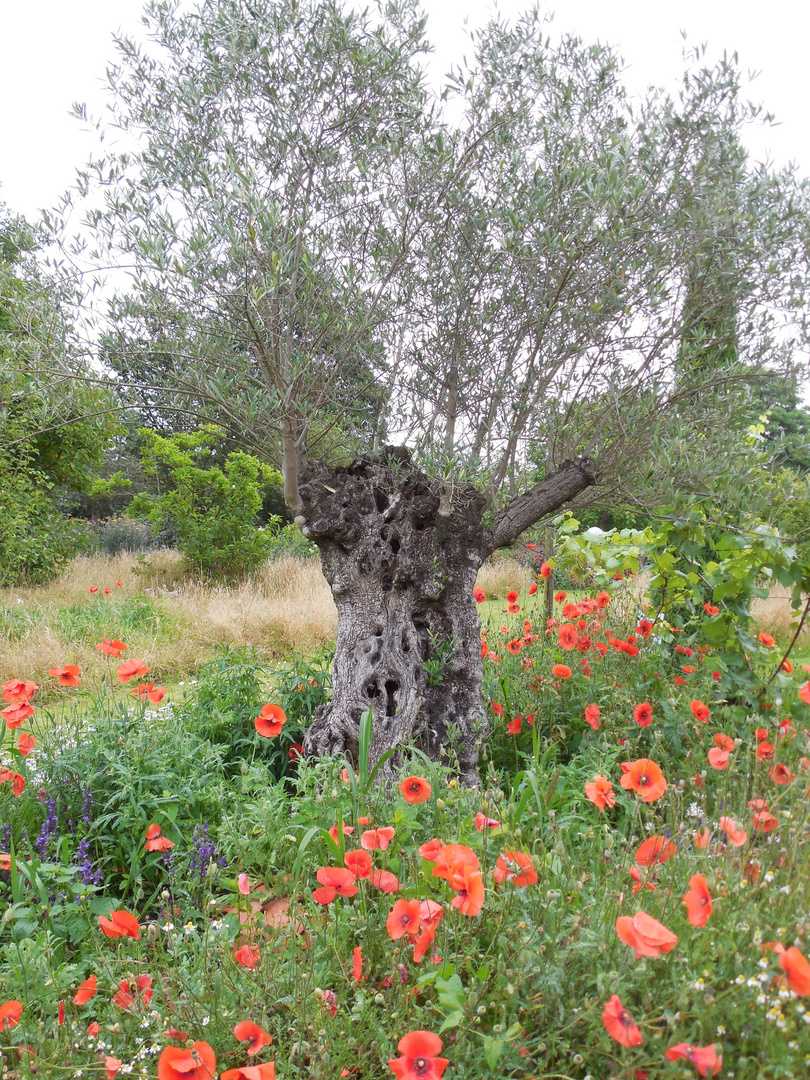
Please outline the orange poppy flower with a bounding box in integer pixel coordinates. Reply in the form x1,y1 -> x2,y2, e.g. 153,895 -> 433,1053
234,944 -> 260,970
132,681 -> 166,704
0,769 -> 25,796
0,854 -> 10,871
419,899 -> 443,931
707,747 -> 729,770
387,1030 -> 449,1080
693,827 -> 711,849
505,716 -> 522,734
781,658 -> 794,673
554,590 -> 567,603
73,975 -> 97,1005
105,1057 -> 122,1080
752,808 -> 778,832
594,590 -> 610,607
683,873 -> 712,928
360,826 -> 395,851
0,1000 -> 23,1029
221,1065 -> 275,1080
413,925 -> 436,963
387,898 -> 421,940
419,838 -> 443,861
780,946 -> 810,995
480,642 -> 489,659
432,844 -> 479,886
254,704 -> 287,737
113,974 -> 153,1011
116,658 -> 149,683
493,850 -> 538,887
2,679 -> 38,703
690,700 -> 710,723
584,703 -> 601,730
368,869 -> 400,893
473,589 -> 486,603
49,665 -> 81,687
616,911 -> 678,959
758,632 -> 776,647
95,638 -> 128,657
328,823 -> 354,844
601,994 -> 643,1047
474,812 -> 500,831
665,1044 -> 722,1077
351,944 -> 364,983
551,663 -> 572,679
558,624 -> 578,650
312,867 -> 358,904
769,762 -> 795,785
584,775 -> 615,812
145,824 -> 174,852
703,602 -> 719,616
450,865 -> 485,916
398,776 -> 432,803
619,759 -> 667,803
756,741 -> 774,761
157,1042 -> 216,1080
344,849 -> 373,878
16,731 -> 36,757
636,619 -> 653,638
506,590 -> 519,604
713,733 -> 735,751
98,910 -> 140,939
800,681 -> 810,705
540,562 -> 551,578
233,1019 -> 272,1055
718,816 -> 747,846
635,836 -> 676,866
1,701 -> 34,727
633,702 -> 652,727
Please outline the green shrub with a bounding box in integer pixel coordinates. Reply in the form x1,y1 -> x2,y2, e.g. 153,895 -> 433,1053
95,515 -> 154,556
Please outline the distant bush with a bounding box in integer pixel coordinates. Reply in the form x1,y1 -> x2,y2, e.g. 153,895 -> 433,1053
95,515 -> 155,556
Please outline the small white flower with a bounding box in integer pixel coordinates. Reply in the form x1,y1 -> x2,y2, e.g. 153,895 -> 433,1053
716,1025 -> 725,1035
759,958 -> 770,970
162,922 -> 174,932
201,1015 -> 210,1026
183,921 -> 197,935
765,871 -> 775,883
211,918 -> 223,931
735,974 -> 746,985
757,993 -> 767,1004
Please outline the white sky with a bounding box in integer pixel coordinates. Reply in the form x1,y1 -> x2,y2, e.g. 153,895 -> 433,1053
0,0 -> 808,221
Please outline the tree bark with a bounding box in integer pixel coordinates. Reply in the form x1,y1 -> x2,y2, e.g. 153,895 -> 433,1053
298,451 -> 598,781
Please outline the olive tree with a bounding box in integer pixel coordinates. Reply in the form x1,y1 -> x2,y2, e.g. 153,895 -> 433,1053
46,0 -> 810,778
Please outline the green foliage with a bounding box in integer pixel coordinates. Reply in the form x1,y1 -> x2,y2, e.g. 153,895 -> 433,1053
128,426 -> 283,579
94,514 -> 154,556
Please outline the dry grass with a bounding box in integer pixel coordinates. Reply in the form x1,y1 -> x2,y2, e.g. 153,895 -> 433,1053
475,559 -> 534,599
0,551 -> 336,689
751,588 -> 810,644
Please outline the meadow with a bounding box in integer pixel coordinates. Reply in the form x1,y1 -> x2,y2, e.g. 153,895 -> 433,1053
1,549 -> 810,1080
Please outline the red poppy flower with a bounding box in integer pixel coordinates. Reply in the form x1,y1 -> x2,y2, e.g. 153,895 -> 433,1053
98,909 -> 140,939
558,624 -> 578,650
703,602 -> 719,616
480,642 -> 489,659
552,590 -> 566,603
619,759 -> 667,803
505,716 -> 522,734
157,1042 -> 217,1080
49,665 -> 81,687
449,865 -> 485,915
116,658 -> 150,683
769,762 -> 795,785
288,742 -> 303,760
145,823 -> 175,852
635,836 -> 676,866
2,679 -> 38,703
387,898 -> 421,940
491,702 -> 504,717
105,1057 -> 122,1080
493,850 -> 538,887
782,658 -> 794,673
780,946 -> 810,995
690,700 -> 710,723
104,588 -> 111,595
633,702 -> 652,727
595,591 -> 611,608
474,588 -> 486,603
0,1000 -> 22,1029
758,632 -> 776,647
665,1044 -> 722,1077
113,974 -> 153,1011
551,663 -> 572,679
361,826 -> 395,851
116,580 -> 123,587
418,838 -> 443,861
254,703 -> 287,737
87,1021 -> 100,1036
713,733 -> 734,751
528,582 -> 538,595
234,944 -> 260,970
233,1019 -> 272,1055
752,808 -> 778,832
73,975 -> 97,1005
583,703 -> 601,730
707,747 -> 730,770
1,701 -> 34,726
368,869 -> 400,893
507,604 -> 520,615
89,586 -> 98,594
431,844 -> 479,886
601,995 -> 642,1047
221,1065 -> 276,1080
328,823 -> 354,844
800,681 -> 810,705
412,925 -> 436,963
584,775 -> 615,811
312,867 -> 358,904
132,681 -> 166,704
0,768 -> 25,796
539,562 -> 551,578
616,911 -> 678,959
398,776 -> 432,803
387,1030 -> 449,1080
95,637 -> 128,657
344,849 -> 373,878
718,816 -> 747,846
683,874 -> 712,928
16,731 -> 36,757
474,812 -> 500,831
756,741 -> 774,761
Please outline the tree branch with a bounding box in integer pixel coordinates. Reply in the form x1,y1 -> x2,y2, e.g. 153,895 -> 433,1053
485,457 -> 601,553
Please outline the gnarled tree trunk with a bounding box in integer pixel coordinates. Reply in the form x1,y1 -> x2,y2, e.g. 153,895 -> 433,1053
298,450 -> 598,782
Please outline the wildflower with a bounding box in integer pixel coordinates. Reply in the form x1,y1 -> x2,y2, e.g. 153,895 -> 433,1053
368,869 -> 400,893
713,733 -> 734,751
707,747 -> 730,771
398,776 -> 432,803
474,812 -> 500,831
718,817 -> 747,847
387,1030 -> 449,1079
0,769 -> 25,796
584,703 -> 601,730
145,824 -> 175,853
633,702 -> 653,727
312,867 -> 358,904
474,589 -> 486,603
49,664 -> 81,687
0,1000 -> 22,1029
683,874 -> 713,928
113,975 -> 153,1011
233,1019 -> 272,1055
635,836 -> 676,866
584,775 -> 615,812
237,873 -> 250,895
493,850 -> 538,887
602,995 -> 643,1047
387,899 -> 421,940
782,658 -> 794,673
752,808 -> 779,832
99,909 -> 140,939
342,849 -> 372,879
234,944 -> 260,971
491,703 -> 504,717
616,911 -> 678,959
254,704 -> 287,737
2,678 -> 38,702
328,823 -> 354,844
756,742 -> 774,761
690,700 -> 711,723
73,976 -> 97,1005
89,586 -> 98,594
353,946 -> 363,983
17,731 -> 36,756
419,838 -> 443,861
800,682 -> 810,704
554,590 -> 567,603
432,844 -> 479,885
105,1058 -> 122,1080
759,632 -> 776,647
529,582 -> 538,595
540,563 -> 551,578
132,682 -> 167,704
288,742 -> 303,760
704,603 -> 719,616
506,716 -> 521,734
558,624 -> 578,650
780,947 -> 810,995
157,1042 -> 216,1080
506,590 -> 519,604
361,826 -> 395,851
619,759 -> 667,803
96,637 -> 127,657
551,663 -> 572,679
664,1043 -> 722,1077
769,762 -> 795,785
1,700 -> 34,726
117,658 -> 150,683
